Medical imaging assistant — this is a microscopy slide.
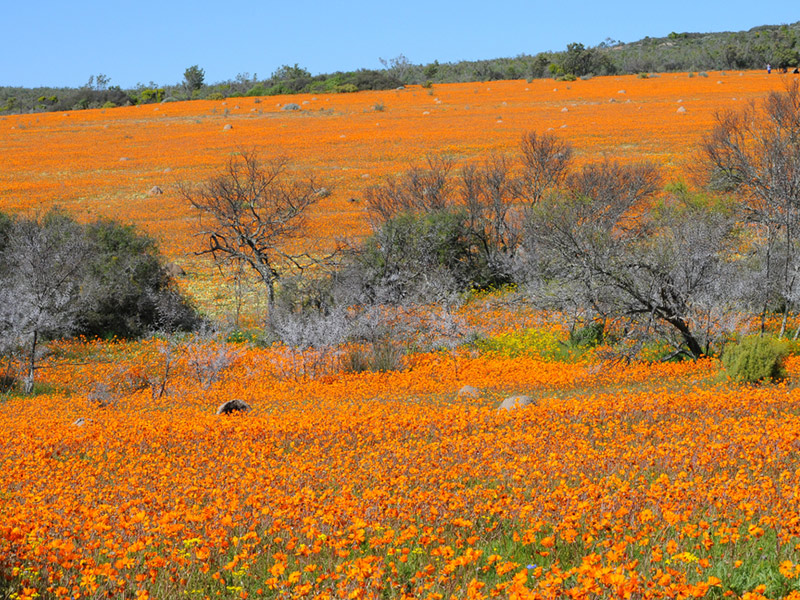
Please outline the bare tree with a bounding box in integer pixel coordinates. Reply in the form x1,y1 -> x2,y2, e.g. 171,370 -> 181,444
524,164 -> 741,359
0,213 -> 89,393
460,154 -> 523,284
518,131 -> 573,203
363,155 -> 454,226
702,80 -> 800,335
181,150 -> 329,323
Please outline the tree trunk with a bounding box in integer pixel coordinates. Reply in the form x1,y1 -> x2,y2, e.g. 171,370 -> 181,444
666,315 -> 705,359
266,278 -> 276,326
24,330 -> 37,395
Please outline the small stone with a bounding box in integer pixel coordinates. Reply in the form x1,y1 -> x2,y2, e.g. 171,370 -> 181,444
282,103 -> 301,111
561,107 -> 568,112
223,124 -> 233,130
498,395 -> 533,411
216,399 -> 251,415
149,186 -> 163,196
677,106 -> 687,114
457,385 -> 482,399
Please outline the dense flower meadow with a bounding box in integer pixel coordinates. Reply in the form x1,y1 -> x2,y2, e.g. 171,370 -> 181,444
2,334 -> 800,599
0,71 -> 795,261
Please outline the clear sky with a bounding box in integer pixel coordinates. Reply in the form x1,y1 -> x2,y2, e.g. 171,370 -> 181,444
3,0 -> 798,89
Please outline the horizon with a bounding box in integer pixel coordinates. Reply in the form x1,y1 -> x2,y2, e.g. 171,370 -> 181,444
3,0 -> 799,89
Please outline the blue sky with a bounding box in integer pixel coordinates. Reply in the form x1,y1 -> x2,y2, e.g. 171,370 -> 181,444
3,0 -> 798,88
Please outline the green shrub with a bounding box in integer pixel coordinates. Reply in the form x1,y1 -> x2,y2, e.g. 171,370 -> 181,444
245,84 -> 267,97
722,335 -> 789,383
568,321 -> 604,348
138,88 -> 165,104
77,220 -> 199,338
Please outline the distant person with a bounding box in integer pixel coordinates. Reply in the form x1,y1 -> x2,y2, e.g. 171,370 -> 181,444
767,63 -> 772,74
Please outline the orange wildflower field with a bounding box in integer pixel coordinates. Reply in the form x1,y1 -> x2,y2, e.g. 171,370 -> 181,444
4,72 -> 800,600
1,71 -> 797,261
4,333 -> 800,599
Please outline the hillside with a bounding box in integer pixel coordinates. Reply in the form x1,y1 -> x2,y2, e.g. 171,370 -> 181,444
0,22 -> 798,114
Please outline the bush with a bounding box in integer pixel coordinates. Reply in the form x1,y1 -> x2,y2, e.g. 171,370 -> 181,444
340,339 -> 405,374
722,336 -> 789,383
568,321 -> 604,348
245,84 -> 267,97
137,88 -> 165,104
77,220 -> 199,338
354,209 -> 483,304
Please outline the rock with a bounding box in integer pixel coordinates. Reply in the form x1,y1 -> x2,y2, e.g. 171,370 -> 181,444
498,395 -> 533,411
149,186 -> 163,196
223,124 -> 233,130
165,262 -> 186,277
72,417 -> 93,426
677,106 -> 687,114
216,399 -> 251,415
561,107 -> 568,112
282,103 -> 301,111
457,385 -> 482,399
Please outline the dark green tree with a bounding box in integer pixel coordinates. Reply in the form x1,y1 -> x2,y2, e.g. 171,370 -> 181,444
183,65 -> 206,93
